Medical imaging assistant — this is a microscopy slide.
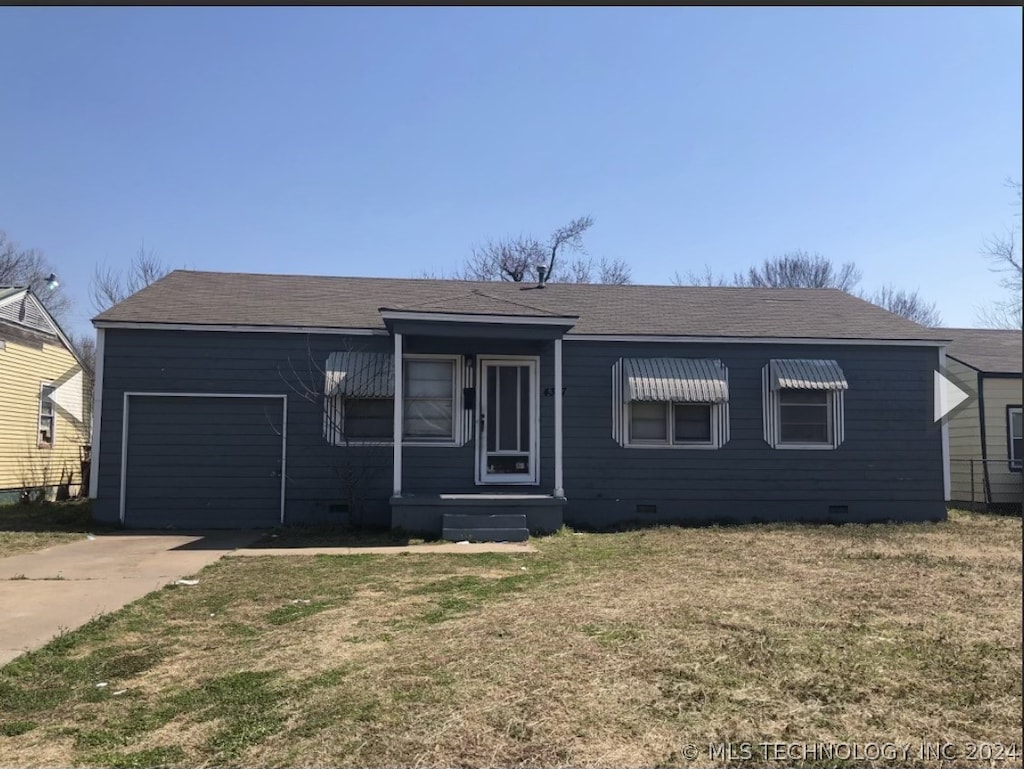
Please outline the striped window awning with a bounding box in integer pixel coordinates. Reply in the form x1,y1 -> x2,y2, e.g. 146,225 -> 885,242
623,358 -> 729,403
325,351 -> 394,398
770,359 -> 848,391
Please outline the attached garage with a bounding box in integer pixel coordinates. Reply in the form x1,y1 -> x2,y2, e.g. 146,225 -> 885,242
121,394 -> 286,529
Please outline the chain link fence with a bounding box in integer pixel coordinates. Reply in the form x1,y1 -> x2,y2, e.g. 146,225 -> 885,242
950,458 -> 1023,513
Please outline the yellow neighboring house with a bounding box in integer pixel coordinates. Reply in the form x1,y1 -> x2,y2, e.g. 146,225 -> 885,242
0,286 -> 90,502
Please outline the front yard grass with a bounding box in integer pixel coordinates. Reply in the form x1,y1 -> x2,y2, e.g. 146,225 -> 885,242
0,510 -> 1020,768
0,500 -> 100,557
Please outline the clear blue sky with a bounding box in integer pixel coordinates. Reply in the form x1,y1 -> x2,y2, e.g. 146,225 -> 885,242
1,7 -> 1021,339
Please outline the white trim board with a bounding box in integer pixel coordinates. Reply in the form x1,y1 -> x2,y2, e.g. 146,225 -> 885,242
94,321 -> 387,335
565,334 -> 949,347
118,392 -> 288,525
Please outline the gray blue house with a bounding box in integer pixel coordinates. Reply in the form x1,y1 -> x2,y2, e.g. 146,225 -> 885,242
89,270 -> 950,539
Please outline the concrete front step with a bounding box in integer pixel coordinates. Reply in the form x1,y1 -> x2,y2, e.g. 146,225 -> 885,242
441,527 -> 530,543
442,513 -> 530,529
442,513 -> 529,542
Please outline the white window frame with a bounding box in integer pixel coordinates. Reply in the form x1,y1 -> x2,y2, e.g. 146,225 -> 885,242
611,359 -> 729,450
1008,405 -> 1022,472
401,354 -> 463,447
776,388 -> 834,448
38,381 -> 56,448
762,364 -> 846,450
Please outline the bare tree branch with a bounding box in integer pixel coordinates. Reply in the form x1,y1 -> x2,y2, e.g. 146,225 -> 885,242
0,230 -> 72,320
90,243 -> 171,313
672,266 -> 730,286
734,250 -> 862,290
545,216 -> 594,278
866,284 -> 942,326
976,178 -> 1022,329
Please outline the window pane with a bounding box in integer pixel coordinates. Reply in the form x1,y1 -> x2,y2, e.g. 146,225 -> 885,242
779,389 -> 830,444
486,366 -> 497,452
345,398 -> 393,440
779,389 -> 828,406
1012,438 -> 1022,466
405,360 -> 453,398
404,399 -> 454,439
519,366 -> 530,451
404,359 -> 455,441
631,402 -> 668,441
1011,409 -> 1023,439
498,366 -> 519,451
40,385 -> 55,417
674,404 -> 711,442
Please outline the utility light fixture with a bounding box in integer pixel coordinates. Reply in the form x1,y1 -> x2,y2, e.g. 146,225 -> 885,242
45,273 -> 59,290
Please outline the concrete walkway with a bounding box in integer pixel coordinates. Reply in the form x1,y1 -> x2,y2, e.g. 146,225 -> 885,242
0,531 -> 259,667
229,541 -> 536,556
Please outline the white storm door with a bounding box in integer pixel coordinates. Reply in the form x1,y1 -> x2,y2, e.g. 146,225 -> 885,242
477,358 -> 539,485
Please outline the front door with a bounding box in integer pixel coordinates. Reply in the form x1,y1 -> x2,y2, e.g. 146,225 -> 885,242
477,358 -> 539,484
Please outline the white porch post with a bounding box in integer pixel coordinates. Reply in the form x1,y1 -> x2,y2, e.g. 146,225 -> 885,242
393,332 -> 403,497
554,337 -> 564,497
88,328 -> 105,499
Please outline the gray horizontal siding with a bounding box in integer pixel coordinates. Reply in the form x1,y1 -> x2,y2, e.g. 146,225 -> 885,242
95,330 -> 945,528
560,341 -> 944,524
95,330 -> 395,527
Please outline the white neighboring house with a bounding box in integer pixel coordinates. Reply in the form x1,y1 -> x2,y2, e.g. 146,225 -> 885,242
942,328 -> 1023,510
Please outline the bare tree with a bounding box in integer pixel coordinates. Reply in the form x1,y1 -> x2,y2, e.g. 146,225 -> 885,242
90,243 -> 170,313
867,284 -> 942,326
0,230 -> 71,320
976,178 -> 1022,329
455,216 -> 628,284
673,251 -> 942,325
734,250 -> 862,290
671,266 -> 730,286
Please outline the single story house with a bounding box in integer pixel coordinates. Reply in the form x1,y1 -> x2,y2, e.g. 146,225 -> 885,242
943,327 -> 1022,510
0,286 -> 90,503
89,270 -> 950,539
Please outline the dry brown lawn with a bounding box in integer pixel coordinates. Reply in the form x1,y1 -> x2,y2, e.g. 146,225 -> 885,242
0,501 -> 96,557
0,510 -> 1021,768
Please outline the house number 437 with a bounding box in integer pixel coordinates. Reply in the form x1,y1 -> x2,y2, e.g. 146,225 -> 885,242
542,387 -> 568,396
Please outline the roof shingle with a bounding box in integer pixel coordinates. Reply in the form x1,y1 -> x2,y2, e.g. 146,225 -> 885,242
93,269 -> 950,343
941,328 -> 1023,374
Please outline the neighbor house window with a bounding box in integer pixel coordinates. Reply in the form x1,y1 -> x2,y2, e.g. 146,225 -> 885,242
403,358 -> 458,443
763,359 -> 847,450
1009,406 -> 1022,472
612,358 -> 730,449
38,383 -> 55,447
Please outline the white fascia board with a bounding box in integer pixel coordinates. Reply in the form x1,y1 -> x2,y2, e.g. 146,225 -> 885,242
564,334 -> 948,347
93,321 -> 386,335
379,310 -> 578,326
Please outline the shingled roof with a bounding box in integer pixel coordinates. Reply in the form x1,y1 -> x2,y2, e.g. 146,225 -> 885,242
942,328 -> 1023,374
93,270 -> 950,343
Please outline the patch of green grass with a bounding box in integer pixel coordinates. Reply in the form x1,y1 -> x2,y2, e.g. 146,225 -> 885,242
265,599 -> 337,625
0,720 -> 37,736
85,745 -> 186,769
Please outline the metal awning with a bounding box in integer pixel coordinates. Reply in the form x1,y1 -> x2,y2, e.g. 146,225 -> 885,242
623,358 -> 729,403
770,359 -> 848,390
325,351 -> 394,398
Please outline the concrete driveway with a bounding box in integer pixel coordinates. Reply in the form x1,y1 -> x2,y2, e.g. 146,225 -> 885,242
0,531 -> 259,667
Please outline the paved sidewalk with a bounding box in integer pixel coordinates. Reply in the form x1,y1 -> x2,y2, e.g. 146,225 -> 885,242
0,531 -> 258,666
229,541 -> 536,556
